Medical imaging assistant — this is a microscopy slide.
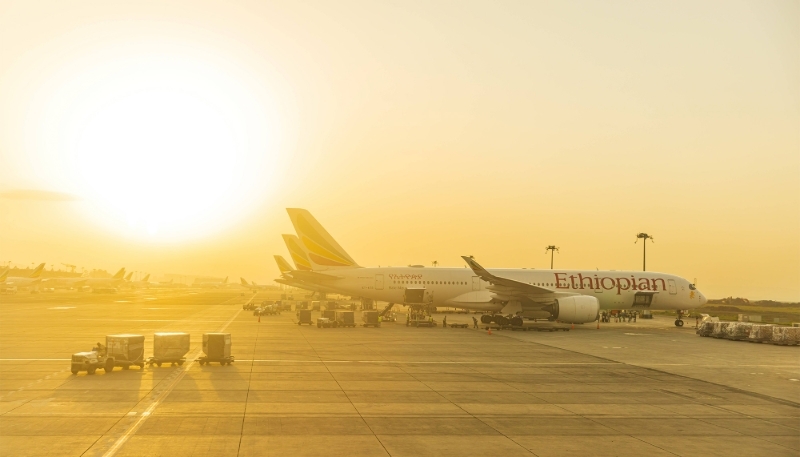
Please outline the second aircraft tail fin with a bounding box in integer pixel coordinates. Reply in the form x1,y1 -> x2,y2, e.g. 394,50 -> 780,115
286,209 -> 360,270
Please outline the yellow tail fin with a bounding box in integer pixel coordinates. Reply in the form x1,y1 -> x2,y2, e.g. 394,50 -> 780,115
286,209 -> 359,270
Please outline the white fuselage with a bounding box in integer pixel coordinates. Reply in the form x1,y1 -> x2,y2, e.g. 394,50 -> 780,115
309,267 -> 706,314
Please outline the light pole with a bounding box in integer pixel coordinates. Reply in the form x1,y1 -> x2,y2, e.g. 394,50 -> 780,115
635,233 -> 654,271
545,245 -> 559,269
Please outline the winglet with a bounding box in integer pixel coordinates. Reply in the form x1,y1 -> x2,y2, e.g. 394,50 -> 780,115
462,256 -> 489,277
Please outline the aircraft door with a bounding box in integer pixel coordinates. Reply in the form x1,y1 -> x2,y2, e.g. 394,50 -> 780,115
471,276 -> 480,291
375,274 -> 384,290
668,279 -> 677,295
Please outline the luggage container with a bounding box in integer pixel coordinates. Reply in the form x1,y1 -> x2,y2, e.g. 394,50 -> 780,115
311,301 -> 321,311
297,309 -> 313,325
106,334 -> 145,370
771,326 -> 800,346
297,301 -> 309,310
322,310 -> 336,321
696,321 -> 714,337
710,322 -> 730,338
726,323 -> 752,341
336,311 -> 356,327
147,332 -> 190,367
198,333 -> 234,366
362,311 -> 381,328
326,301 -> 339,310
317,317 -> 338,328
748,324 -> 774,343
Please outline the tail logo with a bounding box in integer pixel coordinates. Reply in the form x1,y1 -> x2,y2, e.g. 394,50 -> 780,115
296,214 -> 355,267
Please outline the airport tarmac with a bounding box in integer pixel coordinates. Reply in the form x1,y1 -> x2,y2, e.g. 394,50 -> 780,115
0,290 -> 797,456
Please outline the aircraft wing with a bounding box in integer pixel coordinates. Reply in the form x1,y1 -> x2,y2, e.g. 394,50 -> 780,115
462,256 -> 555,298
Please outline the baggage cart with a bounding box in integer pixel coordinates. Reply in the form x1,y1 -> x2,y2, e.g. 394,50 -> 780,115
106,334 -> 146,370
147,332 -> 190,367
748,324 -> 774,343
726,323 -> 752,341
771,326 -> 800,346
362,311 -> 381,327
335,311 -> 356,327
317,317 -> 338,328
322,310 -> 336,321
297,309 -> 313,325
197,333 -> 234,366
710,322 -> 730,338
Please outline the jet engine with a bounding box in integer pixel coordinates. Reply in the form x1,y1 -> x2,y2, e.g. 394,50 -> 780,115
550,296 -> 600,324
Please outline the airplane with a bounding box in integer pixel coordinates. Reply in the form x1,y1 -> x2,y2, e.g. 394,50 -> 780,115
273,254 -> 338,295
131,274 -> 151,289
194,276 -> 229,288
281,208 -> 707,326
282,234 -> 313,271
240,277 -> 271,291
80,268 -> 127,289
1,263 -> 46,288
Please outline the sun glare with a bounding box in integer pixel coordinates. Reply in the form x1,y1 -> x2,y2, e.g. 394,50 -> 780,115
32,44 -> 279,242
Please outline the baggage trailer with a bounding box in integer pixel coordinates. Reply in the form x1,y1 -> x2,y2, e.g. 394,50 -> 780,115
197,333 -> 234,366
106,334 -> 145,371
297,309 -> 313,325
336,311 -> 356,328
147,332 -> 190,367
362,311 -> 381,327
317,317 -> 338,328
322,310 -> 337,321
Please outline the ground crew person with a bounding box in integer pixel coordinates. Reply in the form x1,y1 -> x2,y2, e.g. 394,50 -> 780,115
443,316 -> 447,328
473,316 -> 478,328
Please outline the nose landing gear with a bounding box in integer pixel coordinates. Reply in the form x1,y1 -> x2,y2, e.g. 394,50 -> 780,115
674,310 -> 686,327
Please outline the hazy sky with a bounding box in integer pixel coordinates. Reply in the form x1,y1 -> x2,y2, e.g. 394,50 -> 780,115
1,1 -> 798,300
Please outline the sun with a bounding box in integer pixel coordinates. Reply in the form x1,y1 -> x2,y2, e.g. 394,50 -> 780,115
42,46 -> 280,242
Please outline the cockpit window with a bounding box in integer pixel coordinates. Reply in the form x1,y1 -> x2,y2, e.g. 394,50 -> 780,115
689,284 -> 696,290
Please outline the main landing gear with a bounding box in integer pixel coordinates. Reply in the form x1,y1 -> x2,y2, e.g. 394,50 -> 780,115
481,314 -> 523,327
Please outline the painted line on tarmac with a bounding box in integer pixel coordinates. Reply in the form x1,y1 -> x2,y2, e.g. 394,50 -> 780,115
0,358 -> 70,361
96,307 -> 242,457
237,359 -> 620,365
77,319 -> 233,322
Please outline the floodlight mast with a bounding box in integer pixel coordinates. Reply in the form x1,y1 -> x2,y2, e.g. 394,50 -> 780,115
635,233 -> 654,271
545,245 -> 559,269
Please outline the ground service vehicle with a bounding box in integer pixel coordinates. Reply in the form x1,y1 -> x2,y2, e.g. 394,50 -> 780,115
147,332 -> 190,367
336,311 -> 356,327
297,309 -> 313,325
362,311 -> 381,327
198,333 -> 233,366
71,345 -> 109,375
317,317 -> 338,328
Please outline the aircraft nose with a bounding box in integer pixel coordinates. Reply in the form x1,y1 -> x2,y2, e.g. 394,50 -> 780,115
699,292 -> 707,306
